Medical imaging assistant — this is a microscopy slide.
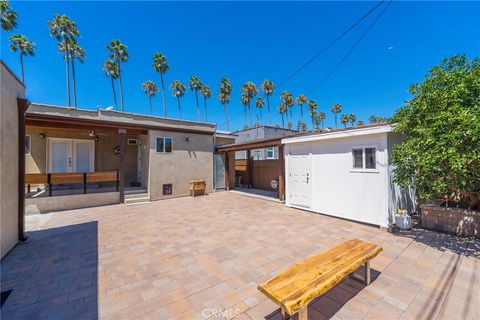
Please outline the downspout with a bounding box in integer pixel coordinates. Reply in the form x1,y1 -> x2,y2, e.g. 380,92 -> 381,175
18,98 -> 30,242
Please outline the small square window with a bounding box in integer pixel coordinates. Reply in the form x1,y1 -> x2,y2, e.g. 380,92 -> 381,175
156,137 -> 173,153
352,149 -> 363,168
163,183 -> 172,195
25,135 -> 31,155
365,148 -> 376,169
266,147 -> 275,159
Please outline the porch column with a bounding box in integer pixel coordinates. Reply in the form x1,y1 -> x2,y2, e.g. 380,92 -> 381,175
278,145 -> 285,201
17,98 -> 29,241
246,149 -> 252,188
224,152 -> 230,191
119,128 -> 126,203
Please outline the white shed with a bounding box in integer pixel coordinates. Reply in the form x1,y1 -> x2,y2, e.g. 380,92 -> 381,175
282,124 -> 415,227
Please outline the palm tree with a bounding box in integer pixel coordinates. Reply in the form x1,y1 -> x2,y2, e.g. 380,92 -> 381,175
357,120 -> 364,126
189,76 -> 203,121
9,34 -> 35,83
68,40 -> 86,108
200,84 -> 211,122
102,60 -> 119,110
295,94 -> 308,124
278,103 -> 287,128
141,80 -> 159,115
106,40 -> 128,112
241,81 -> 259,127
152,52 -> 169,117
307,99 -> 318,129
170,80 -> 186,118
1,0 -> 17,31
348,113 -> 356,126
48,14 -> 79,107
340,114 -> 349,128
331,103 -> 342,128
299,122 -> 307,132
218,77 -> 232,130
316,111 -> 326,129
280,90 -> 294,121
261,79 -> 275,124
255,97 -> 265,125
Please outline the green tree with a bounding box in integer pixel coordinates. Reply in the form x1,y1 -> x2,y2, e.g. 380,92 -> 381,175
295,94 -> 308,123
340,114 -> 349,128
391,55 -> 480,200
200,84 -> 211,122
280,90 -> 294,120
218,77 -> 232,130
170,80 -> 186,118
299,122 -> 307,132
316,111 -> 326,129
1,0 -> 17,31
255,97 -> 265,125
106,40 -> 128,112
67,40 -> 86,108
48,14 -> 79,107
141,80 -> 159,115
9,34 -> 35,83
307,99 -> 318,129
331,103 -> 342,128
241,81 -> 259,127
102,60 -> 119,110
357,120 -> 364,126
369,115 -> 385,124
152,52 -> 169,117
261,79 -> 275,124
348,113 -> 356,126
189,75 -> 203,121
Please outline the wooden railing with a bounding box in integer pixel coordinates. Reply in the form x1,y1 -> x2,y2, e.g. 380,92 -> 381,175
25,171 -> 119,196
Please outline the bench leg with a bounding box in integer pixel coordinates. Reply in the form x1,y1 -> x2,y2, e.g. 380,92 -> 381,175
364,260 -> 371,285
298,307 -> 308,320
281,308 -> 290,320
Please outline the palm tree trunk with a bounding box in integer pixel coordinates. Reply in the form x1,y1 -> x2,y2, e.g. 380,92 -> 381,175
260,108 -> 262,125
160,73 -> 167,117
64,39 -> 71,107
177,96 -> 182,119
204,98 -> 208,122
71,58 -> 77,108
248,104 -> 252,127
110,77 -> 118,111
281,113 -> 285,128
224,105 -> 229,131
195,91 -> 200,121
300,105 -> 304,121
149,96 -> 152,115
266,95 -> 271,125
335,113 -> 338,128
117,60 -> 124,112
19,54 -> 25,84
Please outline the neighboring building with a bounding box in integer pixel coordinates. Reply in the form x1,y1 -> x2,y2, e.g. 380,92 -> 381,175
25,103 -> 216,213
1,61 -> 26,258
214,131 -> 237,190
233,126 -> 296,160
282,124 -> 416,227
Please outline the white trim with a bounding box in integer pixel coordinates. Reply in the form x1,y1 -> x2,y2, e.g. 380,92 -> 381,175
349,144 -> 378,171
282,124 -> 394,144
155,136 -> 173,153
47,137 -> 95,173
266,146 -> 275,159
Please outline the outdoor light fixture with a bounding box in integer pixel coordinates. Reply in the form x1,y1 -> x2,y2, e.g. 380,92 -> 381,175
39,133 -> 45,139
184,137 -> 191,142
95,136 -> 99,142
88,131 -> 95,137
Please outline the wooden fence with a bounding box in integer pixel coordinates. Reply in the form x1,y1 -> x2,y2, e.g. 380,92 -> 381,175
234,159 -> 281,191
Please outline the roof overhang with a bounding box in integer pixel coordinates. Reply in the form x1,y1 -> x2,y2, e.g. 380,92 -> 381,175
216,136 -> 284,152
282,124 -> 395,145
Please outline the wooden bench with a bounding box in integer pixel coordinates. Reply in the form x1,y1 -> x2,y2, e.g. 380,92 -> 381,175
257,239 -> 383,320
189,180 -> 206,197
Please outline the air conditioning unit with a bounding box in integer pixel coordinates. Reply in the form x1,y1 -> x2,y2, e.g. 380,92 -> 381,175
127,139 -> 138,145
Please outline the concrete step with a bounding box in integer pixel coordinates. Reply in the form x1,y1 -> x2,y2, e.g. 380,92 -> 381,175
125,192 -> 149,200
125,195 -> 150,206
125,188 -> 147,195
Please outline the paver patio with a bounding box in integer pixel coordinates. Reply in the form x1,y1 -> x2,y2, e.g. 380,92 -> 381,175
1,192 -> 479,320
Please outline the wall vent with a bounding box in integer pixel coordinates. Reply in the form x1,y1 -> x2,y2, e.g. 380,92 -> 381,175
127,139 -> 138,145
163,184 -> 172,195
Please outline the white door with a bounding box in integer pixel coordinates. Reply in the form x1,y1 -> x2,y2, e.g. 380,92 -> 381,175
289,155 -> 311,207
49,138 -> 94,173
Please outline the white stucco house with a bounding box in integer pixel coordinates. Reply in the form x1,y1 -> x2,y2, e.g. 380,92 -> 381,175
282,123 -> 416,228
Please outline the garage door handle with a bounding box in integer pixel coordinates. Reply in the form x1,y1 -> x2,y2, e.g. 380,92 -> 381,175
306,173 -> 309,184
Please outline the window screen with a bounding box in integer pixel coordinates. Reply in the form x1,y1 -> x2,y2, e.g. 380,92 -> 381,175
156,137 -> 173,153
164,138 -> 172,153
352,149 -> 363,168
365,148 -> 376,169
156,138 -> 164,153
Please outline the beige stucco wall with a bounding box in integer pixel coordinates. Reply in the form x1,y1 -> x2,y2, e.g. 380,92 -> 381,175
25,128 -> 140,187
1,63 -> 25,258
148,130 -> 214,200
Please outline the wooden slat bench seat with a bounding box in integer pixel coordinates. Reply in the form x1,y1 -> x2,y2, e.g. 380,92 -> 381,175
189,180 -> 206,197
258,239 -> 383,320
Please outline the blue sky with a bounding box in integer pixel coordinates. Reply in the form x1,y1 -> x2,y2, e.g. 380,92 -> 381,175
1,1 -> 479,131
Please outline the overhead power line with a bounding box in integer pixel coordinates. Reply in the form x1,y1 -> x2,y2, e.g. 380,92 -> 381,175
307,0 -> 393,95
276,0 -> 385,90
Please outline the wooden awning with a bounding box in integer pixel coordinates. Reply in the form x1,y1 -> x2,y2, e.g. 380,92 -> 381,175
216,136 -> 284,152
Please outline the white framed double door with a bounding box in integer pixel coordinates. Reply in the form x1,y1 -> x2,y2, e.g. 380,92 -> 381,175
47,138 -> 95,173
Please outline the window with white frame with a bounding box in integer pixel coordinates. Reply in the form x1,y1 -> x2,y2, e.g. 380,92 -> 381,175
266,147 -> 275,159
352,147 -> 376,170
25,135 -> 31,155
156,137 -> 173,153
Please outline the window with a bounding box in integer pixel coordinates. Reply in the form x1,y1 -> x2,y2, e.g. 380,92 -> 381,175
352,147 -> 376,170
266,147 -> 275,159
156,137 -> 173,153
25,135 -> 31,155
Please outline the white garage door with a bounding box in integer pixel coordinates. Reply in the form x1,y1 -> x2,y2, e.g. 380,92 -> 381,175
289,155 -> 311,208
